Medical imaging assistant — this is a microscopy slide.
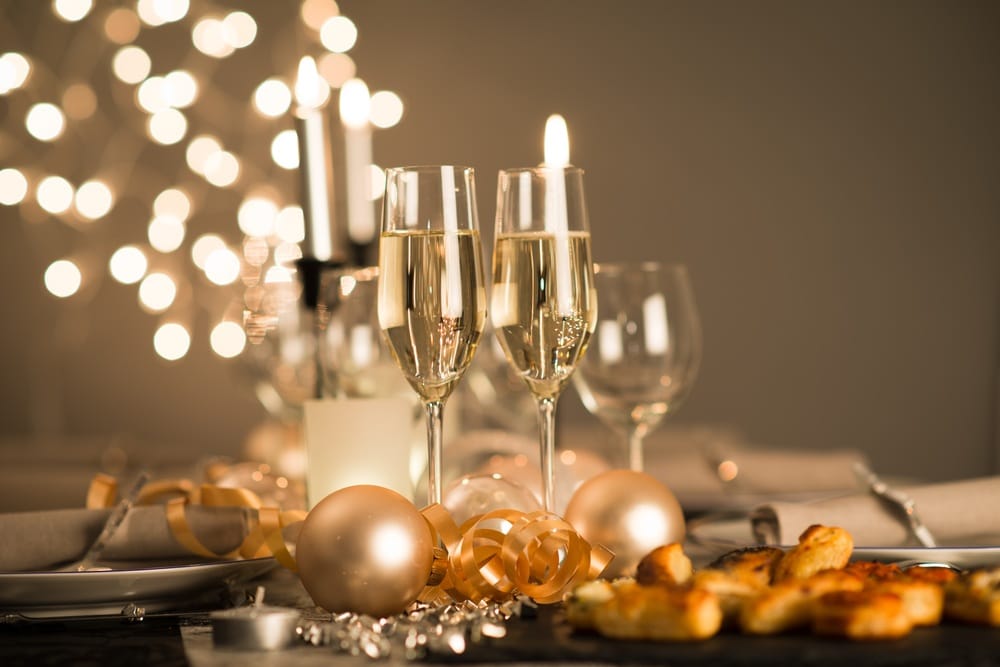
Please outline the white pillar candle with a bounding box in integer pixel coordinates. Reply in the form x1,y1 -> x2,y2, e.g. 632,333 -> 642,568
294,56 -> 342,262
339,79 -> 376,246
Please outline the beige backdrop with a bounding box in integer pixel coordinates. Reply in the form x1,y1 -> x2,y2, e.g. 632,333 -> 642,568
0,0 -> 997,484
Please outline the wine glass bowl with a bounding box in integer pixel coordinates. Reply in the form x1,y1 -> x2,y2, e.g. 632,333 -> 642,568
573,261 -> 701,472
316,265 -> 408,400
377,165 -> 487,505
491,166 -> 597,511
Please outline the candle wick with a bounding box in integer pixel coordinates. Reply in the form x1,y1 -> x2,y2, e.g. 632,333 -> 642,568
254,585 -> 266,608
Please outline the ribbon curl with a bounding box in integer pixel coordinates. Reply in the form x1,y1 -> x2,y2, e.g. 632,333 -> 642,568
419,503 -> 613,605
86,473 -> 306,571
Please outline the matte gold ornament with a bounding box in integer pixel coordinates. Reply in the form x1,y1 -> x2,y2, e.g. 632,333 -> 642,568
296,485 -> 434,618
563,470 -> 685,579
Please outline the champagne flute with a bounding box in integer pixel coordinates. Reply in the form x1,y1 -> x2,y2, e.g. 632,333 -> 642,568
573,262 -> 701,472
377,166 -> 487,506
491,167 -> 597,512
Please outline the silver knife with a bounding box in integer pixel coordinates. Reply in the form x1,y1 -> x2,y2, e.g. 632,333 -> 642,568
853,462 -> 937,548
74,471 -> 151,571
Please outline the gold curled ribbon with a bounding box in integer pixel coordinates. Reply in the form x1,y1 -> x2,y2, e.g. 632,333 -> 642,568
419,504 -> 613,606
87,472 -> 306,571
166,484 -> 306,571
86,474 -> 118,509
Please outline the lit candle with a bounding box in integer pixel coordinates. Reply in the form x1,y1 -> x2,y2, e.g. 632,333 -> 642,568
339,78 -> 376,246
294,56 -> 342,263
542,114 -> 574,316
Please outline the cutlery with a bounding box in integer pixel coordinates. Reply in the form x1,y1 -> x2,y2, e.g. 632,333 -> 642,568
853,462 -> 937,549
64,470 -> 150,572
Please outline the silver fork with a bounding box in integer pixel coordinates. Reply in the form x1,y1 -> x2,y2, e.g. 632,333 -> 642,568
853,462 -> 937,548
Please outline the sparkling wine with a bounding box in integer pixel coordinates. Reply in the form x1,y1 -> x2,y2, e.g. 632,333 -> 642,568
491,231 -> 597,399
378,229 -> 486,403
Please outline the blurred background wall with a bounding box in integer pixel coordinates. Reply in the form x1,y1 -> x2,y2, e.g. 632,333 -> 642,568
0,0 -> 997,483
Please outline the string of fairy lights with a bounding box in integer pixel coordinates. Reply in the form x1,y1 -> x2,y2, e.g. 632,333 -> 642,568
0,0 -> 402,362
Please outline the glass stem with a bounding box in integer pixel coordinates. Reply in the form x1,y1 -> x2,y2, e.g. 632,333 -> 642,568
536,396 -> 557,512
424,400 -> 444,506
627,426 -> 644,472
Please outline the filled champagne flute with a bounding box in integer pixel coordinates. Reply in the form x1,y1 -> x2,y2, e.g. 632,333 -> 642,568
491,166 -> 597,511
377,166 -> 487,506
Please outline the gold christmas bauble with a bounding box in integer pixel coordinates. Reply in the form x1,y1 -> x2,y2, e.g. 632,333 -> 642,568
563,470 -> 685,579
296,485 -> 433,618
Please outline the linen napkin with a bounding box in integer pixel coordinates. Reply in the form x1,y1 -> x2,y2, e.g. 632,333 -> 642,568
0,504 -> 250,572
559,424 -> 868,511
751,476 -> 1000,546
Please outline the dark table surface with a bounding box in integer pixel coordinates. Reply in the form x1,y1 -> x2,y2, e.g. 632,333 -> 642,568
2,571 -> 1000,667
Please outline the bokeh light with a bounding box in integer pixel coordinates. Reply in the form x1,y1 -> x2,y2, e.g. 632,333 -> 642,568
52,0 -> 93,23
154,188 -> 192,221
274,206 -> 305,243
109,245 -> 148,284
210,320 -> 246,358
148,215 -> 186,252
319,15 -> 357,53
223,11 -> 257,48
137,76 -> 169,113
203,151 -> 240,187
26,103 -> 66,141
164,70 -> 199,108
317,52 -> 356,88
37,175 -> 75,214
264,265 -> 293,284
112,46 -> 151,84
301,0 -> 340,31
148,108 -> 188,144
370,90 -> 404,128
253,78 -> 292,117
74,180 -> 114,220
237,197 -> 278,237
139,272 -> 177,312
204,247 -> 241,285
191,234 -> 226,270
10,1 -> 401,365
44,259 -> 83,298
192,17 -> 236,58
0,168 -> 29,205
185,134 -> 222,174
270,129 -> 299,169
0,52 -> 32,93
63,83 -> 98,120
154,322 -> 191,361
104,8 -> 141,44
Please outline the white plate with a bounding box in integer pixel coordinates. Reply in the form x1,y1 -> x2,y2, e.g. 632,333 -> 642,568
0,558 -> 277,619
687,513 -> 1000,570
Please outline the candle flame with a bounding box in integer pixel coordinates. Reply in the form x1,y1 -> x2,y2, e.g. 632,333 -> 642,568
295,56 -> 328,109
339,78 -> 371,129
543,114 -> 570,166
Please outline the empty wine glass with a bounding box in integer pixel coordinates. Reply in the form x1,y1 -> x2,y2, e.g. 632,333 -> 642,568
573,262 -> 701,472
316,265 -> 409,400
491,166 -> 597,512
377,166 -> 487,506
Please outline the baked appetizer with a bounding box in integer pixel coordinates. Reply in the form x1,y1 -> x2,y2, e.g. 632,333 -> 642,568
590,580 -> 722,641
636,543 -> 693,587
944,566 -> 1000,626
774,525 -> 853,581
812,590 -> 912,640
